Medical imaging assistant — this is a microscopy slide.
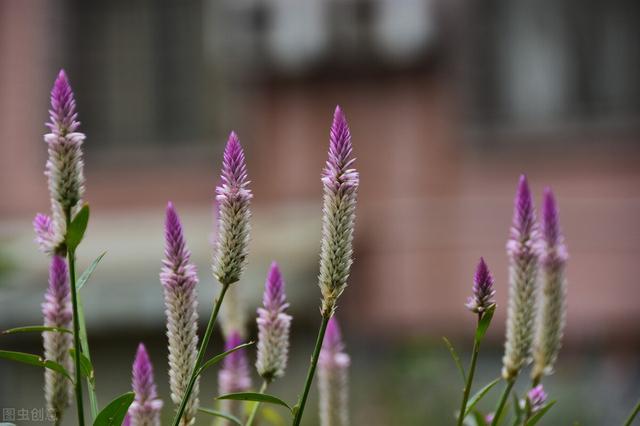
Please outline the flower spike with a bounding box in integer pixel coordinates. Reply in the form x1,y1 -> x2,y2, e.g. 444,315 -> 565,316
213,132 -> 252,286
42,255 -> 73,423
256,262 -> 292,382
502,175 -> 540,380
532,188 -> 568,380
318,106 -> 359,317
161,202 -> 200,425
128,343 -> 163,426
318,317 -> 350,426
466,257 -> 496,313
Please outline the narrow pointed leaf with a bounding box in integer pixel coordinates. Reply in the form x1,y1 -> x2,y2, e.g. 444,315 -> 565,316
512,392 -> 523,422
198,408 -> 242,425
442,336 -> 467,383
93,392 -> 134,426
525,401 -> 556,426
196,341 -> 254,376
0,350 -> 72,381
471,410 -> 487,426
464,377 -> 501,418
475,305 -> 496,343
66,203 -> 90,251
2,325 -> 71,335
77,251 -> 107,290
77,291 -> 99,418
217,392 -> 291,412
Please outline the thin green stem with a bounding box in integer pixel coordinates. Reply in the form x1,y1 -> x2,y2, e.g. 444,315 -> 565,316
67,247 -> 85,426
171,283 -> 230,426
77,291 -> 99,418
491,379 -> 515,426
624,398 -> 640,426
292,314 -> 331,426
246,380 -> 269,426
456,315 -> 483,426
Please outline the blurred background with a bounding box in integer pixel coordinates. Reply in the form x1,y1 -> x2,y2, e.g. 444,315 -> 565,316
1,0 -> 640,424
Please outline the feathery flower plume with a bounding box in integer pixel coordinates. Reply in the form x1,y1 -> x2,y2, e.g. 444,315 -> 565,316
42,70 -> 86,251
532,188 -> 568,380
466,257 -> 496,313
318,317 -> 350,426
256,262 -> 292,382
42,255 -> 73,423
213,132 -> 252,286
161,203 -> 199,425
527,385 -> 547,413
128,343 -> 163,426
218,331 -> 252,423
319,106 -> 359,317
502,175 -> 540,380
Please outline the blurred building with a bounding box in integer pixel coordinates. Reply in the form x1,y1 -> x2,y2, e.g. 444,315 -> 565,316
1,0 -> 640,347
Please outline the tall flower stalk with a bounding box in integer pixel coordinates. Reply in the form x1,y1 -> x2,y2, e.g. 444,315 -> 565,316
42,255 -> 73,425
492,175 -> 540,426
37,70 -> 88,425
317,317 -> 350,426
293,106 -> 359,426
246,262 -> 292,426
127,343 -> 163,426
161,203 -> 200,425
171,132 -> 252,426
531,188 -> 568,384
457,258 -> 496,426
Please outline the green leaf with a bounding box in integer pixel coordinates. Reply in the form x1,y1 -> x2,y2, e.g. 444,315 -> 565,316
471,410 -> 488,426
0,350 -> 72,381
475,305 -> 496,344
217,392 -> 292,412
70,349 -> 94,383
198,408 -> 243,425
77,251 -> 107,291
2,325 -> 71,335
77,292 -> 99,418
525,401 -> 556,426
93,392 -> 134,426
196,341 -> 255,376
66,204 -> 90,251
464,378 -> 501,418
512,391 -> 523,423
442,336 -> 467,383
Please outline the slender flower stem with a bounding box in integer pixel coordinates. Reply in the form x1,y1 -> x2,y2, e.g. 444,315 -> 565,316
66,245 -> 85,426
491,379 -> 515,426
172,283 -> 230,426
624,399 -> 640,426
457,314 -> 484,426
292,315 -> 331,426
246,380 -> 269,426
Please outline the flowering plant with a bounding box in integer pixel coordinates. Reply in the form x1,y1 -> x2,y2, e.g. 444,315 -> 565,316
0,70 -> 638,426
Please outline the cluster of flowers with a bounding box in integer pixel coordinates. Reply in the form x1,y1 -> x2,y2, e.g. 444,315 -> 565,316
27,70 -> 357,426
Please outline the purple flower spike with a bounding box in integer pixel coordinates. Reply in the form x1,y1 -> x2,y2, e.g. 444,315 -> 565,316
46,70 -> 80,137
161,202 -> 199,425
42,70 -> 86,253
532,188 -> 568,381
319,106 -> 359,317
466,257 -> 496,314
318,317 -> 350,426
256,262 -> 292,382
42,255 -> 73,422
502,175 -> 540,380
218,331 -> 252,422
213,132 -> 252,286
527,385 -> 547,413
128,343 -> 163,426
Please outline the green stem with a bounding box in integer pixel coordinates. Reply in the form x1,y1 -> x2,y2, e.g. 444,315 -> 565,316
67,247 -> 85,426
624,398 -> 640,426
171,283 -> 230,426
456,315 -> 483,426
246,380 -> 269,426
77,291 -> 99,418
292,314 -> 331,426
491,379 -> 515,426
